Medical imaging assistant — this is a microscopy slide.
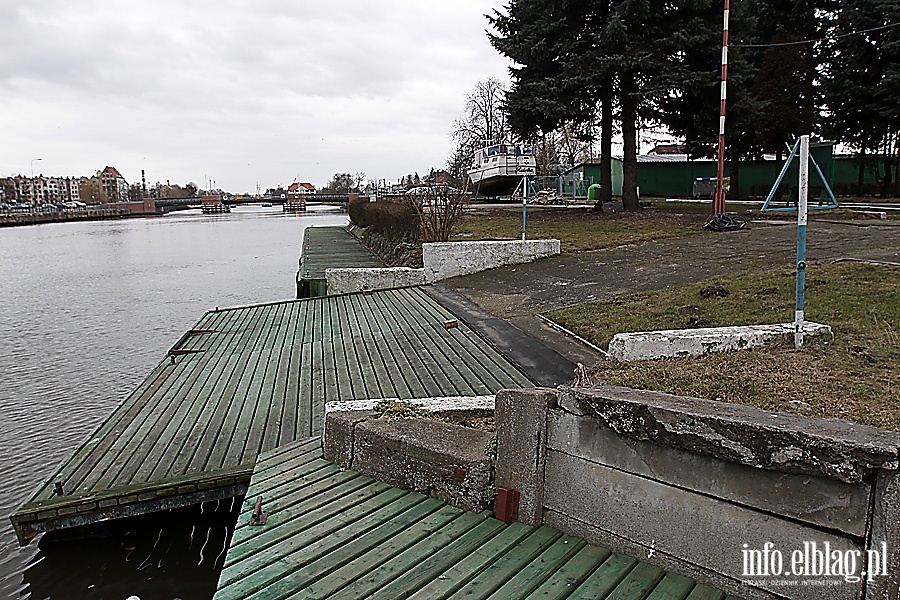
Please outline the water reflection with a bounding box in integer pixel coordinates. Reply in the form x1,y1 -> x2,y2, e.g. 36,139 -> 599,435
23,497 -> 242,600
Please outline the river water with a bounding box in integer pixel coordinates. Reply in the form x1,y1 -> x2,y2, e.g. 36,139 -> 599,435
0,204 -> 349,599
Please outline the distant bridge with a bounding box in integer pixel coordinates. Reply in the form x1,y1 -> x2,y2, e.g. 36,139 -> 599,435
153,194 -> 356,212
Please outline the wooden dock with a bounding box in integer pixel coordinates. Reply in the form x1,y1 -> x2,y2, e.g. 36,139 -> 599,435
296,226 -> 382,298
10,287 -> 535,544
215,438 -> 742,600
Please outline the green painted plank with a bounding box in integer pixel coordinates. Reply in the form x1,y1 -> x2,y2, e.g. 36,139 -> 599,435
566,553 -> 639,600
220,495 -> 439,600
227,476 -> 387,554
166,310 -> 264,477
242,461 -> 344,509
392,287 -> 531,393
282,303 -> 308,442
137,309 -> 261,484
337,294 -> 382,400
367,291 -> 446,397
356,294 -> 424,398
298,226 -> 381,280
404,287 -> 536,387
230,302 -> 292,464
77,307 -> 254,491
220,302 -> 287,465
365,517 -> 508,600
644,573 -> 697,600
345,293 -> 403,399
185,306 -> 276,474
405,522 -> 536,599
483,534 -> 586,599
522,544 -> 613,600
296,505 -> 466,599
683,585 -> 726,600
448,526 -> 563,600
203,304 -> 284,470
50,307 -> 225,493
607,562 -> 666,600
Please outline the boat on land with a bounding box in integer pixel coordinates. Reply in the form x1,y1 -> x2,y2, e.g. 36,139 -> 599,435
467,144 -> 536,196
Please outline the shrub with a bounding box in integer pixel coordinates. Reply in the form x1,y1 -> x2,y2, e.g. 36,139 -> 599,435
348,196 -> 420,239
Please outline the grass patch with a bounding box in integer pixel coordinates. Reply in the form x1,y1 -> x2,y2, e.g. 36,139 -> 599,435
454,207 -> 705,253
549,261 -> 900,430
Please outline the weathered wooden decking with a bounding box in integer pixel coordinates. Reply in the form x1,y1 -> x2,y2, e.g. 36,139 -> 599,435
215,438 -> 742,600
11,287 -> 535,543
297,226 -> 382,298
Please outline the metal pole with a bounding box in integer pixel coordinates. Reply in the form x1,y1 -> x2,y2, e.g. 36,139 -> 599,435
521,176 -> 528,240
795,135 -> 809,349
714,0 -> 730,216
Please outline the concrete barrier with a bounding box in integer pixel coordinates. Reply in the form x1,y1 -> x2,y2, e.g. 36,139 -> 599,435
422,239 -> 560,282
324,410 -> 494,512
325,267 -> 425,295
608,321 -> 833,361
324,239 -> 560,294
495,386 -> 900,600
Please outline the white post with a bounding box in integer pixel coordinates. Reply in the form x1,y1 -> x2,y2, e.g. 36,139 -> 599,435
794,135 -> 809,349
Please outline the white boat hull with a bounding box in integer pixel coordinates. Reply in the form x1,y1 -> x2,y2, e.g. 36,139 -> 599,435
468,145 -> 536,196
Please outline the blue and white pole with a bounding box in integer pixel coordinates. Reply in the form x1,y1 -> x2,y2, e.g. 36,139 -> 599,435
795,135 -> 809,348
521,176 -> 528,240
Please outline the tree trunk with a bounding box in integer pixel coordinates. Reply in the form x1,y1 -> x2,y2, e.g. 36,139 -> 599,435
600,85 -> 613,205
593,85 -> 614,211
857,147 -> 866,197
729,159 -> 741,200
621,77 -> 640,212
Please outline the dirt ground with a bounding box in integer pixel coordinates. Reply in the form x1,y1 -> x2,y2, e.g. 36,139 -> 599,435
446,216 -> 900,366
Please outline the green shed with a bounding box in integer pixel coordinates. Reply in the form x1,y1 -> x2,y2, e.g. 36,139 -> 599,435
560,142 -> 836,199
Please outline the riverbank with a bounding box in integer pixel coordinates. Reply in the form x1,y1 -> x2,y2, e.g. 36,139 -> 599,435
0,207 -> 135,227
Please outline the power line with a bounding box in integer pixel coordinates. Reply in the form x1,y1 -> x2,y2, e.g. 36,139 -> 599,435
732,21 -> 900,48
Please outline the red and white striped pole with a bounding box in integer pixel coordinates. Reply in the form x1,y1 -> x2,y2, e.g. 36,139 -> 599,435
714,0 -> 730,216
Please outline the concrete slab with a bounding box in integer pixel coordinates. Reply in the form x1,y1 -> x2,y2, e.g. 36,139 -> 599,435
325,395 -> 495,414
608,321 -> 833,362
325,266 -> 426,294
423,239 -> 560,282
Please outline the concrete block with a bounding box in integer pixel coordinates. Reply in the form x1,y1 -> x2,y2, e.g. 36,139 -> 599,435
422,239 -> 560,282
353,418 -> 494,512
608,322 -> 832,362
325,267 -> 425,295
494,388 -> 558,526
559,386 -> 900,483
867,469 -> 900,600
547,409 -> 870,537
542,449 -> 862,600
323,410 -> 380,469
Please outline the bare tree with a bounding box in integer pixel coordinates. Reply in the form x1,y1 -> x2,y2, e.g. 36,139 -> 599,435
448,78 -> 511,179
534,122 -> 596,175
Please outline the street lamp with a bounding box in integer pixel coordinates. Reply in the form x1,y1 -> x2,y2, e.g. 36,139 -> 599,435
30,158 -> 42,206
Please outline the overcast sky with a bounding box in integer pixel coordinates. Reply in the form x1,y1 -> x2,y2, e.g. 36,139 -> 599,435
0,1 -> 512,192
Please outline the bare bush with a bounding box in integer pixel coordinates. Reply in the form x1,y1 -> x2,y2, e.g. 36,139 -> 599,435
405,186 -> 470,242
348,196 -> 420,239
